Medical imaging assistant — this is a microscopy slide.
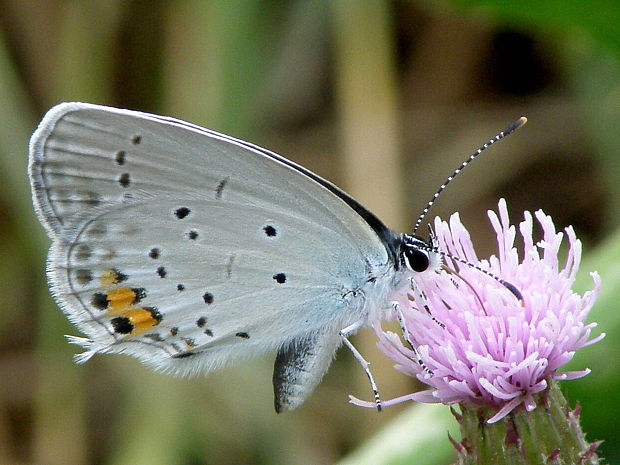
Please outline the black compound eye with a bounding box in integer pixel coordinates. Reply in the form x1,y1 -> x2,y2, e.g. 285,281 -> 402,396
404,247 -> 430,272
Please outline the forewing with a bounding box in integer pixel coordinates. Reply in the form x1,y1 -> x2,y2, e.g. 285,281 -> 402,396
29,103 -> 393,376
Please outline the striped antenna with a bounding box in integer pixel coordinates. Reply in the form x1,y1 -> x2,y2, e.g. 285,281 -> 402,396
412,116 -> 527,234
414,239 -> 524,302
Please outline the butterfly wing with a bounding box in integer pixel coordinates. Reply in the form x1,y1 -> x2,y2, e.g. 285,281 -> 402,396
273,330 -> 342,412
29,103 -> 400,405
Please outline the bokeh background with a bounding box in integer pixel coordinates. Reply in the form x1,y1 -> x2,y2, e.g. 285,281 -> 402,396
1,1 -> 619,464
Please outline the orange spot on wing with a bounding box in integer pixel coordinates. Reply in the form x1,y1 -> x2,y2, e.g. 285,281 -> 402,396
100,268 -> 127,286
106,287 -> 137,312
100,269 -> 117,285
123,308 -> 161,335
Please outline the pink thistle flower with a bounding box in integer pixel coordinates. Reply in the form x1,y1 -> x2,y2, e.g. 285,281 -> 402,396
354,199 -> 604,423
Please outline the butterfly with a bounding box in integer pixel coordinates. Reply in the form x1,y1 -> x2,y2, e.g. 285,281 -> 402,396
29,103 -> 524,412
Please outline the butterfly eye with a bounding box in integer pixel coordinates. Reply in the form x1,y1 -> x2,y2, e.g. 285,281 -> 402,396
403,247 -> 430,273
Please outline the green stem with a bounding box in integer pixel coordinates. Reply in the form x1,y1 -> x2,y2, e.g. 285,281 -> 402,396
454,380 -> 603,465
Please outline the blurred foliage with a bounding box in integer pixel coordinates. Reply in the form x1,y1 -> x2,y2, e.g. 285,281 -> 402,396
1,1 -> 619,464
447,0 -> 620,54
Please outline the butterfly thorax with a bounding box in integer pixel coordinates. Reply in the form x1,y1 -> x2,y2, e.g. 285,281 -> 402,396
344,233 -> 440,327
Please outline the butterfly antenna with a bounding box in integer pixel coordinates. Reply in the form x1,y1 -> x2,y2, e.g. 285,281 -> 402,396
418,239 -> 523,302
412,116 -> 527,235
441,249 -> 523,301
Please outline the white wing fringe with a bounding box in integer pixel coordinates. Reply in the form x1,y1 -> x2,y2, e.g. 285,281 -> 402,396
65,335 -> 99,364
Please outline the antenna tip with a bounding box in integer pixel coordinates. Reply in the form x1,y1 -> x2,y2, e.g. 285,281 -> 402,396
502,280 -> 524,302
504,116 -> 528,135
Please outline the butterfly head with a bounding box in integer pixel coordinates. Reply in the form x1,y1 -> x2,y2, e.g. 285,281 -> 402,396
400,234 -> 442,274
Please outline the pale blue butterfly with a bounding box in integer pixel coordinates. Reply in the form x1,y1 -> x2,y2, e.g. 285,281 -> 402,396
29,103 -> 524,411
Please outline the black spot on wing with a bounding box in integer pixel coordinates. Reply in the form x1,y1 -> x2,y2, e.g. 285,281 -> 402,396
273,273 -> 286,284
235,332 -> 250,339
174,207 -> 190,219
75,269 -> 93,285
264,225 -> 277,237
111,316 -> 133,334
196,317 -> 207,328
203,292 -> 214,304
133,288 -> 147,302
115,150 -> 126,165
118,173 -> 131,188
157,266 -> 167,278
91,293 -> 108,310
215,177 -> 229,199
145,307 -> 163,323
177,284 -> 185,291
110,268 -> 128,283
132,135 -> 142,144
75,245 -> 92,261
149,247 -> 160,259
187,230 -> 199,240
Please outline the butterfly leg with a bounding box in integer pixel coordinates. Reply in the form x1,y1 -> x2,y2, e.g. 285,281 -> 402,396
391,301 -> 433,375
409,277 -> 445,329
339,322 -> 382,411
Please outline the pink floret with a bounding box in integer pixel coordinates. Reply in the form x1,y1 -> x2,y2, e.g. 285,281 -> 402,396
355,199 -> 603,423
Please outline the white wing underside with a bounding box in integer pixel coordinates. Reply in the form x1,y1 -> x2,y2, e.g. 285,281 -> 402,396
29,103 -> 396,381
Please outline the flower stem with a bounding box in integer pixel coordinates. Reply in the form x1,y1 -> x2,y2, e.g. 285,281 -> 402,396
453,380 -> 603,464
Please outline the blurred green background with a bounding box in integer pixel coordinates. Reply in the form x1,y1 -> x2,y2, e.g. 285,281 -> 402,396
1,1 -> 619,464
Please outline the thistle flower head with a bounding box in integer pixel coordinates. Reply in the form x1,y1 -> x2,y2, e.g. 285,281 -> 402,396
361,199 -> 604,423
